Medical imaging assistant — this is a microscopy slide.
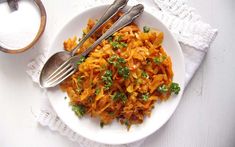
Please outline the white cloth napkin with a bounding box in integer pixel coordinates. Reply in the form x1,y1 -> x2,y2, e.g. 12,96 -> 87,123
26,0 -> 217,146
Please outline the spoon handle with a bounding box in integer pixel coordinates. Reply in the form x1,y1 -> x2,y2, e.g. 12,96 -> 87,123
71,0 -> 128,56
80,4 -> 144,57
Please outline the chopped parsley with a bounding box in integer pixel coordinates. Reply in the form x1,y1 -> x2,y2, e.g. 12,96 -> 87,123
109,35 -> 127,49
120,42 -> 127,47
77,76 -> 84,83
158,84 -> 168,93
157,83 -> 181,94
110,41 -> 120,49
112,91 -> 127,103
77,56 -> 86,65
118,66 -> 130,79
170,82 -> 181,94
143,26 -> 150,33
117,57 -> 126,64
116,35 -> 123,41
107,55 -> 130,79
108,55 -> 126,67
124,119 -> 130,127
100,122 -> 104,128
95,88 -> 101,95
102,70 -> 113,90
107,55 -> 117,64
108,111 -> 114,115
141,71 -> 149,78
153,56 -> 167,64
71,104 -> 86,117
142,93 -> 149,101
108,36 -> 113,42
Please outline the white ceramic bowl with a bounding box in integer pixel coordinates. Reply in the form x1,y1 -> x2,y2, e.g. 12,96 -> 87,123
46,5 -> 185,145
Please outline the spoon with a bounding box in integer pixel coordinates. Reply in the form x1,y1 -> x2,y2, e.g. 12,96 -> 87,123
40,4 -> 144,88
39,0 -> 128,86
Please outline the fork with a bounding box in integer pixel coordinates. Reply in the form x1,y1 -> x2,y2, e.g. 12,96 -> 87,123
43,4 -> 144,88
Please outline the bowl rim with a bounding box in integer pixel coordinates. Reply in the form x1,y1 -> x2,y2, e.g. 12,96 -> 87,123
0,0 -> 47,54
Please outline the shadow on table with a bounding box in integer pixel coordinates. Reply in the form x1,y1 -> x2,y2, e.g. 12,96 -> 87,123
0,35 -> 47,80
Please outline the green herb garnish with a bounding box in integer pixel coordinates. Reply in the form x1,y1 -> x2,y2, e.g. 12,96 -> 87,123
71,104 -> 86,117
120,42 -> 127,47
141,71 -> 149,79
118,66 -> 130,79
77,56 -> 86,65
107,55 -> 117,64
143,26 -> 150,33
158,84 -> 168,93
112,91 -> 127,103
170,82 -> 181,94
153,55 -> 167,64
100,122 -> 104,128
107,55 -> 129,79
142,93 -> 149,101
116,35 -> 123,41
95,88 -> 101,95
109,35 -> 127,49
124,119 -> 130,127
108,55 -> 126,67
77,76 -> 84,83
108,111 -> 114,115
102,70 -> 113,90
117,57 -> 126,64
110,41 -> 120,49
108,36 -> 113,42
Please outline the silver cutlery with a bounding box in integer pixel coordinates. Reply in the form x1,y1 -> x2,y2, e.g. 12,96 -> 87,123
40,4 -> 144,88
39,0 -> 128,88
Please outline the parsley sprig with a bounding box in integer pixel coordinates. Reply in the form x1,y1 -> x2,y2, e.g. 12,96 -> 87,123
170,82 -> 181,94
77,56 -> 86,65
118,66 -> 130,79
143,26 -> 150,33
112,91 -> 127,103
107,55 -> 130,79
158,84 -> 168,93
102,70 -> 113,90
108,35 -> 127,49
157,82 -> 181,94
141,71 -> 149,79
71,104 -> 86,117
142,93 -> 149,101
153,55 -> 167,64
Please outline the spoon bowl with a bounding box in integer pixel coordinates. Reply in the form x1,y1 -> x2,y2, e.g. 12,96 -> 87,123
39,0 -> 128,87
39,51 -> 70,88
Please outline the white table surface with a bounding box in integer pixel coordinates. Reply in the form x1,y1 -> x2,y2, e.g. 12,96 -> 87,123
0,0 -> 235,147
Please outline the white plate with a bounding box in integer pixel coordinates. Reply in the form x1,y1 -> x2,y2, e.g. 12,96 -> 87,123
46,5 -> 185,145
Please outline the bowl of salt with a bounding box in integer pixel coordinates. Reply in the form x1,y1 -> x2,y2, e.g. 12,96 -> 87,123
0,0 -> 46,54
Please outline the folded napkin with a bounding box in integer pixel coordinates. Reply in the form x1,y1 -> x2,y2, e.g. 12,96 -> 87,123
26,0 -> 217,146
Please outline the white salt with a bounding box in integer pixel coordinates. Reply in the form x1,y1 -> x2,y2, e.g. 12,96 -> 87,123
0,1 -> 41,50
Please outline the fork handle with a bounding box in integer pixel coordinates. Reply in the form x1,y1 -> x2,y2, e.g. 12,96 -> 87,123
80,4 -> 144,57
70,0 -> 129,56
